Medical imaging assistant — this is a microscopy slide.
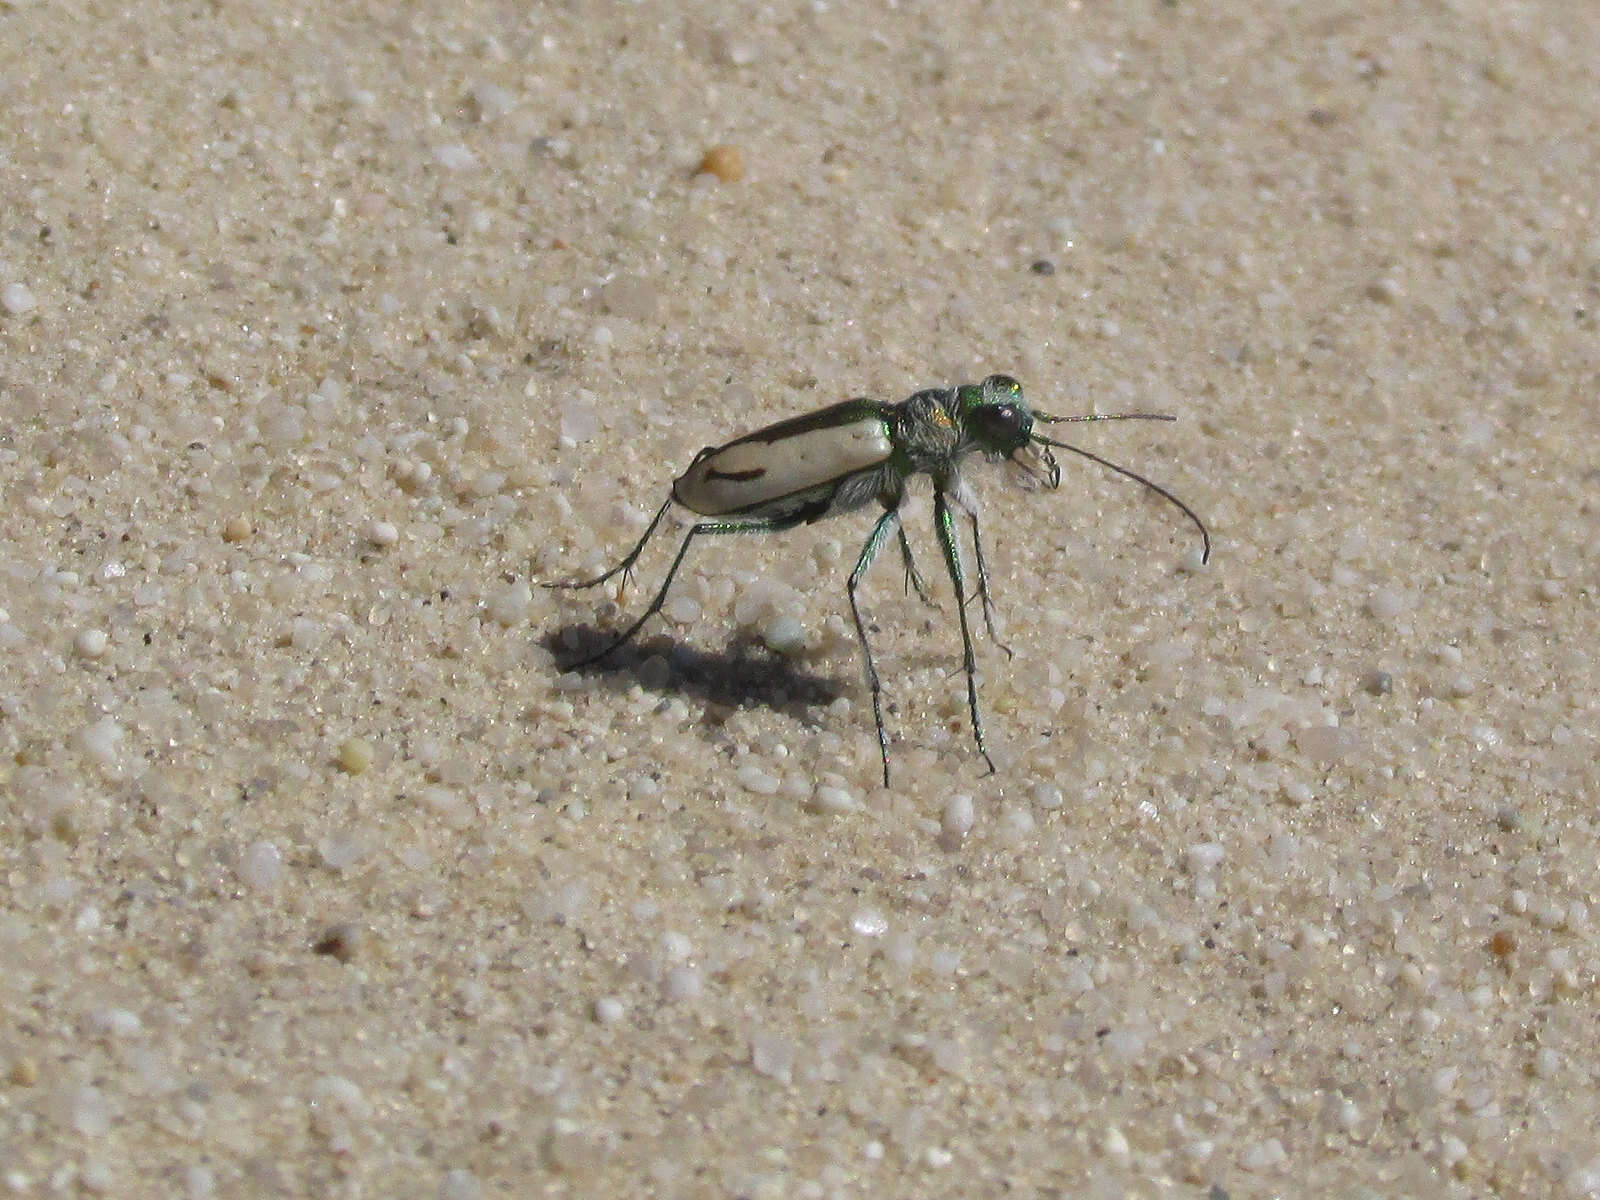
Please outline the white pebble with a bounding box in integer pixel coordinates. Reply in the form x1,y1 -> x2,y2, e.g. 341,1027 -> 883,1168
1296,723 -> 1357,764
1032,782 -> 1064,810
68,1084 -> 112,1136
660,931 -> 693,962
1000,806 -> 1036,838
239,841 -> 284,888
1533,1046 -> 1560,1078
434,143 -> 478,171
663,964 -> 702,1000
420,785 -> 472,828
76,717 -> 125,767
262,405 -> 304,446
720,37 -> 761,66
883,930 -> 916,968
468,81 -> 515,121
736,764 -> 781,795
593,996 -> 625,1024
1367,587 -> 1406,621
364,519 -> 399,547
488,581 -> 532,627
393,459 -> 433,491
1185,842 -> 1225,872
318,830 -> 368,871
749,1031 -> 796,1084
185,1164 -> 216,1200
1280,779 -> 1313,806
808,784 -> 861,813
665,595 -> 702,625
760,615 -> 807,656
1336,1098 -> 1361,1132
558,392 -> 600,443
309,1074 -> 370,1118
1239,1138 -> 1286,1171
74,629 -> 110,658
1046,215 -> 1076,240
941,793 -> 975,837
439,1168 -> 484,1200
1179,543 -> 1209,572
850,908 -> 888,937
733,581 -> 777,626
86,1007 -> 143,1039
1102,1125 -> 1131,1163
1183,1138 -> 1215,1166
1101,1029 -> 1145,1062
2,282 -> 37,314
40,876 -> 80,908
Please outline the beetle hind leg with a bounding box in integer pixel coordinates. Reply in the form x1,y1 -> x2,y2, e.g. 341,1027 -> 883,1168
558,510 -> 809,670
543,498 -> 674,592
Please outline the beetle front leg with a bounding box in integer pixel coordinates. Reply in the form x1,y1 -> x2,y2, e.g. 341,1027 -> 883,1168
966,510 -> 1013,658
933,489 -> 996,776
894,521 -> 937,609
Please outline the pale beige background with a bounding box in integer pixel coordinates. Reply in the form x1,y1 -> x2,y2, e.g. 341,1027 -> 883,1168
2,2 -> 1597,1196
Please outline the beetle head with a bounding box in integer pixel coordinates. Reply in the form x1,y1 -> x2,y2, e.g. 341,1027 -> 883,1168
954,375 -> 1061,487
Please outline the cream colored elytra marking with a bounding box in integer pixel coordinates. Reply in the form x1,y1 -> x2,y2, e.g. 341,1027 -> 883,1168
675,419 -> 892,515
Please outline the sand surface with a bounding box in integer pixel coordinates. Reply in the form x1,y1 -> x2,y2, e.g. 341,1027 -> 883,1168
3,2 -> 1598,1196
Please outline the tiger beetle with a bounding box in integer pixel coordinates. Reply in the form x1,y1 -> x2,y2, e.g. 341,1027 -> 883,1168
546,374 -> 1210,787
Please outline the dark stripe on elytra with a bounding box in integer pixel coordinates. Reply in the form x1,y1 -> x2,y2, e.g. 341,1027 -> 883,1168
706,467 -> 766,482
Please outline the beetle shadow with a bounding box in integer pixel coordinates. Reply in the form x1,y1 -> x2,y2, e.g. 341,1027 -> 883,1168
541,625 -> 849,720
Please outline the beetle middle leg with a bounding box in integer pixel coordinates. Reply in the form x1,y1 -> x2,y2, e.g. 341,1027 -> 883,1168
894,521 -> 937,608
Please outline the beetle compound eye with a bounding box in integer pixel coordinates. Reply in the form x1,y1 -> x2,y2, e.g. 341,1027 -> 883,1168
972,404 -> 1027,446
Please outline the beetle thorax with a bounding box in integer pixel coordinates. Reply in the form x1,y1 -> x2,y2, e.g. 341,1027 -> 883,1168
893,389 -> 968,478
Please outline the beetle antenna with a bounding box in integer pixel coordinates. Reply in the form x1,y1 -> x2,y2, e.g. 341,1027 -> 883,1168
1033,433 -> 1211,564
1035,411 -> 1175,426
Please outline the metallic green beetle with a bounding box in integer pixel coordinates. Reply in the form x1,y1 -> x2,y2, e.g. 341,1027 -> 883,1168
547,374 -> 1210,786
